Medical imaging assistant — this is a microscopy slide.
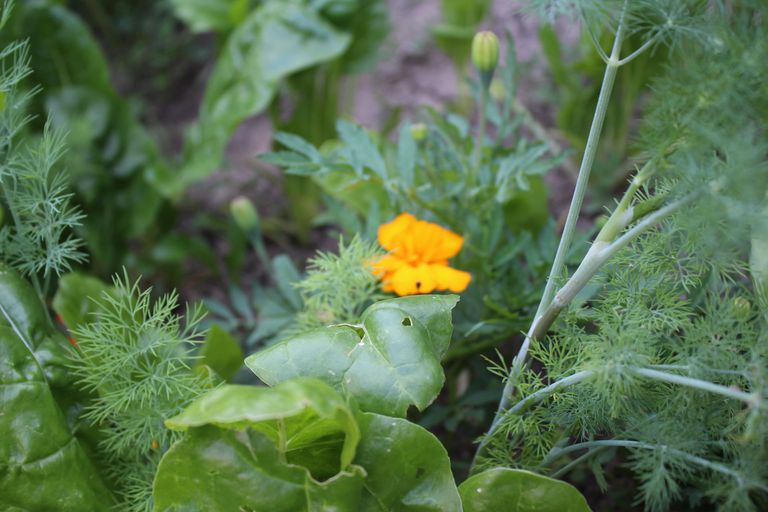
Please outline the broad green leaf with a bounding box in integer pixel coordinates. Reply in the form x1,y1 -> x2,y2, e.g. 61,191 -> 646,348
354,412 -> 462,511
154,379 -> 366,511
156,1 -> 351,197
245,295 -> 459,417
52,272 -> 115,332
153,426 -> 366,512
165,379 -> 360,478
194,324 -> 244,381
0,265 -> 115,510
459,468 -> 592,512
170,0 -> 254,33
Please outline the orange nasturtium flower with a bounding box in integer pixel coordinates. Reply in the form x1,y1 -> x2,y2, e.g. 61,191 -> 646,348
373,213 -> 472,296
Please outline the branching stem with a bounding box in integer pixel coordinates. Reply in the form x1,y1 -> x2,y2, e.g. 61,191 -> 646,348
543,440 -> 768,492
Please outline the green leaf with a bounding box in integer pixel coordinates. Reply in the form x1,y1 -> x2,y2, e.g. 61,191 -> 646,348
354,412 -> 462,511
0,264 -> 115,510
459,468 -> 592,512
157,1 -> 351,197
336,119 -> 388,179
153,426 -> 366,512
170,0 -> 254,33
245,295 -> 459,417
397,121 -> 416,188
165,379 -> 360,478
272,254 -> 303,310
52,272 -> 115,332
154,379 -> 367,510
194,324 -> 244,381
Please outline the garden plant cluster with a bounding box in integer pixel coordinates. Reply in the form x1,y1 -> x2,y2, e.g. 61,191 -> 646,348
1,0 -> 767,511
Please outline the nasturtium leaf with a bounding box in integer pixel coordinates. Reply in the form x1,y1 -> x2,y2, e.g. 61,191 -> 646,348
165,379 -> 360,478
459,468 -> 592,512
194,324 -> 243,381
152,426 -> 366,512
0,265 -> 115,510
245,295 -> 459,417
354,412 -> 462,511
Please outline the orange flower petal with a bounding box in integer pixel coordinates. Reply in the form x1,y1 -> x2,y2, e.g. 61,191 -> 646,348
390,263 -> 437,296
372,254 -> 405,277
378,213 -> 416,252
428,264 -> 472,293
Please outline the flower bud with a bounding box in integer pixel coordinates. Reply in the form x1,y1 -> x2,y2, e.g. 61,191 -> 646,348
410,123 -> 428,142
472,31 -> 499,88
733,297 -> 751,317
230,196 -> 259,233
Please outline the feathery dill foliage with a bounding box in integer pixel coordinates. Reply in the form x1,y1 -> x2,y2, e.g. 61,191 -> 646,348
478,2 -> 768,511
0,38 -> 86,284
289,235 -> 384,334
70,274 -> 210,512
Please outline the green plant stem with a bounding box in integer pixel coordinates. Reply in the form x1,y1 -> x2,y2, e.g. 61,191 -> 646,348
631,367 -> 761,407
483,188 -> 685,439
537,8 -> 627,315
542,440 -> 767,492
478,361 -> 762,464
277,419 -> 287,464
487,6 -> 630,419
247,231 -> 272,274
549,445 -> 609,478
470,86 -> 487,186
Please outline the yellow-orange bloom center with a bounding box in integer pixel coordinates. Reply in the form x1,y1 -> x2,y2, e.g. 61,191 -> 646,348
373,213 -> 472,296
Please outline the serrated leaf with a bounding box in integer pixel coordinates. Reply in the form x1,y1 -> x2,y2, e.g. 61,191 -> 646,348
245,295 -> 459,417
336,119 -> 388,179
459,468 -> 592,512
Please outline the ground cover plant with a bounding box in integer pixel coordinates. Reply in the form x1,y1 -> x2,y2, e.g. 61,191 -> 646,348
1,0 -> 767,511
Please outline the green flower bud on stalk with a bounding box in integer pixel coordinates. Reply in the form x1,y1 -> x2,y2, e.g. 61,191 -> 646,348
472,31 -> 500,90
733,297 -> 751,317
230,196 -> 260,233
410,123 -> 428,142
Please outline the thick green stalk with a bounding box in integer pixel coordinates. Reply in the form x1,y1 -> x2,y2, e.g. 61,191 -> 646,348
482,6 -> 629,439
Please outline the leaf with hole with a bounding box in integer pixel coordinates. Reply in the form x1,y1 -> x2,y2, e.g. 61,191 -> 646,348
245,295 -> 459,417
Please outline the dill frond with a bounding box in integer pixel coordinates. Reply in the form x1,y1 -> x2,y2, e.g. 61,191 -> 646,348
288,235 -> 385,334
70,272 -> 210,512
0,39 -> 86,285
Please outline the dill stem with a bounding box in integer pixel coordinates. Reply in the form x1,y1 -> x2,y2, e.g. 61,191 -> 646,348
477,5 -> 629,467
631,367 -> 762,408
479,361 -> 762,466
542,440 -> 766,492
